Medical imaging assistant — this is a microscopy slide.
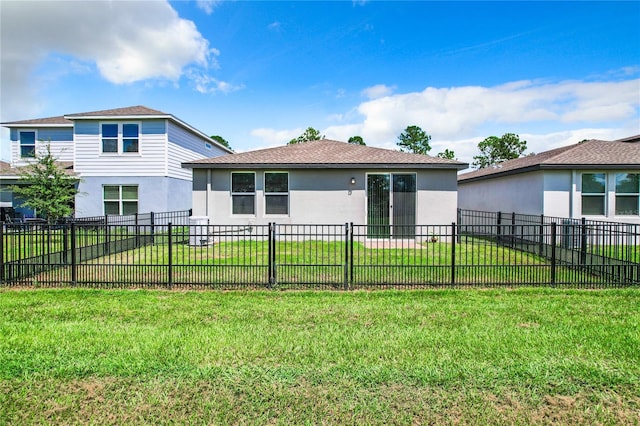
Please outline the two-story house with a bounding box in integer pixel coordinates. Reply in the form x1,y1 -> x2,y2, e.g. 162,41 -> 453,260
2,106 -> 232,218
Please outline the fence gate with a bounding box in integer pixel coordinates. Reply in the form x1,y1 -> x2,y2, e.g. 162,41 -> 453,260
271,224 -> 350,288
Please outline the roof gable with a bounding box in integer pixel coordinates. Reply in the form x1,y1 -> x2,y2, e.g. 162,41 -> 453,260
184,139 -> 468,169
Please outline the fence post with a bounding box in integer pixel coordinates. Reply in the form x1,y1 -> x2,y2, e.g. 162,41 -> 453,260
0,225 -> 4,284
538,215 -> 544,257
150,211 -> 155,245
71,223 -> 77,286
103,220 -> 109,257
511,212 -> 516,247
268,223 -> 273,287
350,222 -> 355,288
268,223 -> 276,287
550,222 -> 556,286
451,223 -> 456,286
343,223 -> 349,290
580,217 -> 587,265
497,211 -> 502,243
167,222 -> 173,290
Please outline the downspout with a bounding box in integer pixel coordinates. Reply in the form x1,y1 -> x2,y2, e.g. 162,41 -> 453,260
570,170 -> 575,218
206,169 -> 211,218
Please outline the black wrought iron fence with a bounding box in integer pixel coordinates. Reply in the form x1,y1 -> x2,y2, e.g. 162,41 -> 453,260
2,219 -> 638,289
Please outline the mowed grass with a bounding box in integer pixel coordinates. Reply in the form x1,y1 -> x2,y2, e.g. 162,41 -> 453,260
0,288 -> 639,425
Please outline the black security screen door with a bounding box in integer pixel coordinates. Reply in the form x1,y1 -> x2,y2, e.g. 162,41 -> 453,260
367,174 -> 390,238
367,173 -> 416,239
392,174 -> 416,238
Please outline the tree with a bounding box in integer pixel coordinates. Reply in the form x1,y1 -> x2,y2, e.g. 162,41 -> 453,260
396,125 -> 431,155
210,135 -> 232,150
288,127 -> 324,144
10,144 -> 79,223
472,133 -> 527,168
348,136 -> 366,145
436,149 -> 456,160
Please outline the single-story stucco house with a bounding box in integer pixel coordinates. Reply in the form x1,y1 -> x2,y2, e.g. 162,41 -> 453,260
457,135 -> 640,224
182,139 -> 468,236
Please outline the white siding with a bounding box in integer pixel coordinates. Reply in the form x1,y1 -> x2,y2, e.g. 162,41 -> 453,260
10,127 -> 74,167
458,171 -> 545,215
167,122 -> 228,180
73,120 -> 167,176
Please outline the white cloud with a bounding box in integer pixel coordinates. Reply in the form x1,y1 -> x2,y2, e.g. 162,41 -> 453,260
250,128 -> 304,146
249,75 -> 638,162
0,0 -> 221,120
268,21 -> 282,31
187,70 -> 244,94
197,0 -> 220,15
343,78 -> 640,147
361,84 -> 396,100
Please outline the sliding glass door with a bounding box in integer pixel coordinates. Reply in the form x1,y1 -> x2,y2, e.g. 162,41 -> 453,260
367,173 -> 416,239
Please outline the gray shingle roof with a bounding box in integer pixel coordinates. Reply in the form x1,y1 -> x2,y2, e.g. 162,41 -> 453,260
184,139 -> 468,169
0,161 -> 75,177
2,115 -> 72,126
65,105 -> 169,118
2,106 -> 169,127
458,137 -> 640,182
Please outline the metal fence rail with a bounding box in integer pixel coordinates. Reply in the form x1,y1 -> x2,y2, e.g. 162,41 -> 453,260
2,219 -> 638,289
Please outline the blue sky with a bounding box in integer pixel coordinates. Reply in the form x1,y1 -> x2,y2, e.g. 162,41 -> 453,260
1,1 -> 639,166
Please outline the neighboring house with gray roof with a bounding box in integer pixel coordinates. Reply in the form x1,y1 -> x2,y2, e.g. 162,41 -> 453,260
183,139 -> 468,235
2,106 -> 232,218
457,136 -> 640,223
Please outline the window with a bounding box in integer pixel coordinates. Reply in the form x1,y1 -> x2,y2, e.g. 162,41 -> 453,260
19,131 -> 36,158
231,172 -> 255,215
581,173 -> 606,215
101,124 -> 118,153
101,123 -> 139,154
615,173 -> 639,215
265,172 -> 289,215
122,124 -> 139,153
104,185 -> 138,215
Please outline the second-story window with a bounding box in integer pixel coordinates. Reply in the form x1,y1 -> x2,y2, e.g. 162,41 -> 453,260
101,123 -> 139,154
19,131 -> 36,158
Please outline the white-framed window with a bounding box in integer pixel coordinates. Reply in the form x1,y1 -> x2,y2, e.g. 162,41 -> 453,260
264,172 -> 289,215
581,173 -> 606,215
101,122 -> 140,154
615,173 -> 639,216
231,172 -> 255,215
104,185 -> 138,215
19,130 -> 36,158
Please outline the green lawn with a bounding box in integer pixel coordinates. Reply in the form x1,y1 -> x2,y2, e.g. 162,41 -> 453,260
1,288 -> 638,424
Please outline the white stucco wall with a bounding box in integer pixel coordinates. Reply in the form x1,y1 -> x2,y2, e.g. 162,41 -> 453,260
76,176 -> 192,217
459,169 -> 640,224
458,171 -> 544,215
191,168 -> 459,226
542,170 -> 572,218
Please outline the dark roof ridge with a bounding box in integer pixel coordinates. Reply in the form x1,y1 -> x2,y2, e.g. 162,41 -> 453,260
184,138 -> 468,169
64,105 -> 169,117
